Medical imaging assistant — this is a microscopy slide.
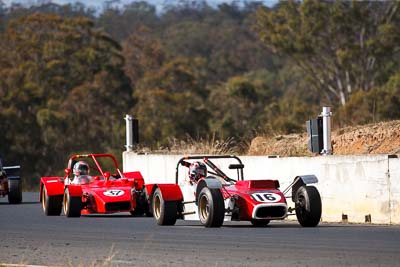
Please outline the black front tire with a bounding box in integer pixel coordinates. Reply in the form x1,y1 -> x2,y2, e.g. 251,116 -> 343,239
295,185 -> 322,227
250,219 -> 270,227
63,188 -> 82,217
198,187 -> 225,227
152,188 -> 177,225
41,186 -> 62,216
8,179 -> 22,204
130,190 -> 150,217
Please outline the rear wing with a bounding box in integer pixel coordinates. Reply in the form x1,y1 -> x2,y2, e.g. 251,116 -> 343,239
3,165 -> 21,180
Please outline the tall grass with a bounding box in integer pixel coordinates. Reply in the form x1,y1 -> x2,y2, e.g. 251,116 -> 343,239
135,134 -> 247,155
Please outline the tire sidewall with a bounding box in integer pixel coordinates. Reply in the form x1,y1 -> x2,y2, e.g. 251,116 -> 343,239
63,188 -> 81,217
153,188 -> 164,224
198,187 -> 224,227
63,189 -> 70,216
295,185 -> 321,227
152,188 -> 177,225
198,187 -> 213,226
42,186 -> 62,216
42,186 -> 49,213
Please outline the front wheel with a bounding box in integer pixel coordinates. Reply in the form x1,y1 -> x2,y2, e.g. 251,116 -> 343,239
295,185 -> 322,227
63,188 -> 81,217
8,179 -> 22,204
198,187 -> 225,227
152,188 -> 177,225
130,190 -> 150,217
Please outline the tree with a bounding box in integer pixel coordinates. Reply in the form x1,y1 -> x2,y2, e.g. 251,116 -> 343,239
160,2 -> 277,83
97,1 -> 158,42
208,72 -> 278,139
337,72 -> 400,127
122,27 -> 166,84
0,0 -> 5,32
133,57 -> 209,145
0,14 -> 132,183
256,1 -> 400,106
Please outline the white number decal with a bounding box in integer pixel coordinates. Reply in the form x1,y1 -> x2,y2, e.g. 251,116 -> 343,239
251,192 -> 281,203
103,190 -> 125,197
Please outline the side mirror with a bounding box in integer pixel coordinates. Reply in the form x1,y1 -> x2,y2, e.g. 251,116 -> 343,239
104,171 -> 111,180
228,164 -> 244,169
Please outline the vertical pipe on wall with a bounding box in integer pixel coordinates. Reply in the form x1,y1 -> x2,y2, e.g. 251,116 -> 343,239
321,107 -> 332,155
125,114 -> 133,152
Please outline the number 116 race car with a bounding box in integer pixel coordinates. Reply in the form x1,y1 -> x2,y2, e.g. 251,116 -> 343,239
40,154 -> 148,217
145,155 -> 322,227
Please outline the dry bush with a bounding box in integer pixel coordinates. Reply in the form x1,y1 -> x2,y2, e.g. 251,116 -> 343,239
134,135 -> 247,155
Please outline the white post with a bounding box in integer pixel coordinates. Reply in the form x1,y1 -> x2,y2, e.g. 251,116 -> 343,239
124,114 -> 133,152
321,107 -> 332,155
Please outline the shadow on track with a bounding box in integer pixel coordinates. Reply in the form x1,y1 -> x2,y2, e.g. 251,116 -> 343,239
83,214 -> 137,218
0,201 -> 39,205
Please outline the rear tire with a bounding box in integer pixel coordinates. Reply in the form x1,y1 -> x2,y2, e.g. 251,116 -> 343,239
8,179 -> 22,204
42,186 -> 62,216
250,219 -> 270,227
63,188 -> 81,217
198,187 -> 225,227
152,188 -> 177,225
295,185 -> 322,227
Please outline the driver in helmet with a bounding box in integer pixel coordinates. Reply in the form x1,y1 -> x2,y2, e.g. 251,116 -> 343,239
71,161 -> 91,184
188,161 -> 207,183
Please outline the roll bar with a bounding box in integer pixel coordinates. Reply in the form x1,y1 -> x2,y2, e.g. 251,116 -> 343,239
175,155 -> 244,184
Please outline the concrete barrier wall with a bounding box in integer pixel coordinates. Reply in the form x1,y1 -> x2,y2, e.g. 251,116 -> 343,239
389,156 -> 400,223
123,152 -> 399,224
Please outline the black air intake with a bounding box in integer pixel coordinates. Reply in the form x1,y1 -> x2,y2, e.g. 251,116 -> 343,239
105,201 -> 131,212
255,205 -> 286,219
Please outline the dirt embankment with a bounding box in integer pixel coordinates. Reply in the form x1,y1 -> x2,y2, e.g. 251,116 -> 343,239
248,120 -> 400,156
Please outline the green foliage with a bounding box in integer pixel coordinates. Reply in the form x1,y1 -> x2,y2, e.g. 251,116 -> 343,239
0,14 -> 132,186
338,72 -> 400,126
134,57 -> 209,145
256,1 -> 400,106
122,27 -> 166,83
97,2 -> 158,42
208,72 -> 278,139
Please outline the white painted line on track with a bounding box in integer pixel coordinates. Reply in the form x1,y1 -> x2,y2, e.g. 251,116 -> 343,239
0,264 -> 56,267
111,260 -> 137,264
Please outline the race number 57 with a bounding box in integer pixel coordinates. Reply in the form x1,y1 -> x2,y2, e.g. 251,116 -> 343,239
103,190 -> 125,197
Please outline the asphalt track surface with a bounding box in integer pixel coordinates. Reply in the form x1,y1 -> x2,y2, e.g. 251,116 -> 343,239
1,193 -> 400,267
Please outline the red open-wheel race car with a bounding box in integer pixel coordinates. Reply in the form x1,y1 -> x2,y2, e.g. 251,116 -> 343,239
40,153 -> 148,217
145,155 -> 322,227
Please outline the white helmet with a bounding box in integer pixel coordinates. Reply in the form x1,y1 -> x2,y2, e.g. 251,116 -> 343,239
73,161 -> 89,176
189,161 -> 207,182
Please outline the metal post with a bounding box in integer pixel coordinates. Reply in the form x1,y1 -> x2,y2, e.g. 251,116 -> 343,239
321,107 -> 332,155
124,114 -> 133,152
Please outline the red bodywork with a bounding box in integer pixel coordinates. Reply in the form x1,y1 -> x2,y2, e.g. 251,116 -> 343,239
148,155 -> 289,223
221,180 -> 287,221
40,154 -> 145,215
144,183 -> 183,202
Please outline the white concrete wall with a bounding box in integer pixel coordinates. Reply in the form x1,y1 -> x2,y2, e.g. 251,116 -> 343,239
123,152 -> 400,224
389,156 -> 400,223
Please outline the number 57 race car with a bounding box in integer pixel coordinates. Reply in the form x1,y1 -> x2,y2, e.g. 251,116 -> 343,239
145,155 -> 322,227
40,154 -> 148,217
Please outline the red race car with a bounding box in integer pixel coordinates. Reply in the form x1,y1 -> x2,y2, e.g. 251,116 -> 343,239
146,155 -> 322,227
40,153 -> 148,217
